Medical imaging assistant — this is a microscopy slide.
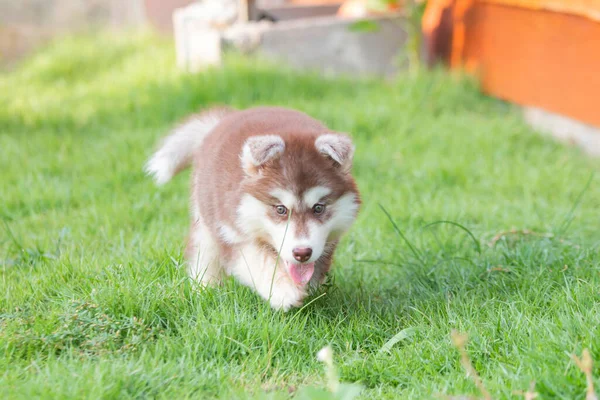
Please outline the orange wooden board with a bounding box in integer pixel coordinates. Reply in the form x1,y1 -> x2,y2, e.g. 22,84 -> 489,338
482,0 -> 600,21
460,3 -> 600,127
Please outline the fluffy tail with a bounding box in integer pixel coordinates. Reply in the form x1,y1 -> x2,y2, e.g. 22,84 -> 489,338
145,107 -> 231,185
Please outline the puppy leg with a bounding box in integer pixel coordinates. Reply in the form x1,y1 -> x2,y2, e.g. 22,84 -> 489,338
267,274 -> 307,311
229,244 -> 306,311
186,217 -> 222,286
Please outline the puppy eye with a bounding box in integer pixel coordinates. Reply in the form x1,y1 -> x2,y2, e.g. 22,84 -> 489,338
313,204 -> 325,215
275,205 -> 288,215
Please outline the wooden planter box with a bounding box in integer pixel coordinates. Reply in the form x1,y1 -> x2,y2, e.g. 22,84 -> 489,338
423,0 -> 600,129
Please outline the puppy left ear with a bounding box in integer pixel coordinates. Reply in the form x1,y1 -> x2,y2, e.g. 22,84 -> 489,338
315,133 -> 355,173
241,135 -> 285,175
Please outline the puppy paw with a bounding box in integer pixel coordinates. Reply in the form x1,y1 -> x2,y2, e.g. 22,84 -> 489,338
268,284 -> 306,311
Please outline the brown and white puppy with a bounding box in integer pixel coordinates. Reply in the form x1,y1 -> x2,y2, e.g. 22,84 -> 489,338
145,107 -> 360,310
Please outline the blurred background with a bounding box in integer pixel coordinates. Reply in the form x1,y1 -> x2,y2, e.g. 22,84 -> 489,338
2,0 -> 599,153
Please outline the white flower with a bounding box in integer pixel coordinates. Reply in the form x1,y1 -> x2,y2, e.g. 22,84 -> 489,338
317,346 -> 333,365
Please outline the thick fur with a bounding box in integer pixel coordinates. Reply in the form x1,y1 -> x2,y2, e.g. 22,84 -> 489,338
146,106 -> 361,310
145,107 -> 232,185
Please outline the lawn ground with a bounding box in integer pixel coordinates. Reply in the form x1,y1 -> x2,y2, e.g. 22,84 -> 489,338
1,32 -> 599,399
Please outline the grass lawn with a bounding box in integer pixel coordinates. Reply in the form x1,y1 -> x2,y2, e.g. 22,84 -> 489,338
1,32 -> 599,399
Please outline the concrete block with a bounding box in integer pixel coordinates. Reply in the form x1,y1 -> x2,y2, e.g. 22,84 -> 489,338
173,10 -> 222,72
178,3 -> 407,77
222,21 -> 272,53
524,106 -> 600,157
258,14 -> 407,76
252,3 -> 342,21
172,1 -> 256,72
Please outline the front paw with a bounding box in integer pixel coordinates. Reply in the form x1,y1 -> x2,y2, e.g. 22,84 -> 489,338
268,284 -> 307,311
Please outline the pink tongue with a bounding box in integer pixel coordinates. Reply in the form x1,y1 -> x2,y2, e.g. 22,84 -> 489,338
287,262 -> 315,285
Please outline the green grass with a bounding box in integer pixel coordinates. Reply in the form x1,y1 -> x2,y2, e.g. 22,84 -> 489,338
1,31 -> 599,399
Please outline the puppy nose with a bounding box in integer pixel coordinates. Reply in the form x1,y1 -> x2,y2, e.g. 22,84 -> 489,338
292,247 -> 312,262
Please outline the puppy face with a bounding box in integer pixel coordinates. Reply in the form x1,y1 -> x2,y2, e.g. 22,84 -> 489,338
236,133 -> 360,286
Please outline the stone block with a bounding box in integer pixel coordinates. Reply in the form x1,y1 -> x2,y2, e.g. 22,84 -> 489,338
173,8 -> 223,72
258,14 -> 407,76
524,106 -> 600,157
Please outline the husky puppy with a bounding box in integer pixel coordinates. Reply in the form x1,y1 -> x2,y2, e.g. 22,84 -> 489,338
146,107 -> 360,310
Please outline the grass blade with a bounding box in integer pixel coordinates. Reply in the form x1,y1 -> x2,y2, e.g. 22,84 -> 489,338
379,327 -> 415,354
379,204 -> 423,265
557,172 -> 594,235
422,220 -> 481,253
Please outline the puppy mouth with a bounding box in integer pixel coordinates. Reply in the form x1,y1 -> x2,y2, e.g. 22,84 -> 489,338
259,242 -> 316,286
284,260 -> 315,286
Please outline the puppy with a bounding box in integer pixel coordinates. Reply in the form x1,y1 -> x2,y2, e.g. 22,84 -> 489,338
146,107 -> 360,310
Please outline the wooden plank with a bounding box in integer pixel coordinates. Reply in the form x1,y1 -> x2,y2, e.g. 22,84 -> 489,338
460,3 -> 600,127
482,0 -> 600,21
422,0 -> 454,66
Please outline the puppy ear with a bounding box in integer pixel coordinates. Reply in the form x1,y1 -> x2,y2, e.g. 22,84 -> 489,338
241,135 -> 285,175
315,133 -> 355,173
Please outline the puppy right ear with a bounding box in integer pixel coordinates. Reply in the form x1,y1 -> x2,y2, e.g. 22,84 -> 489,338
315,133 -> 355,174
240,135 -> 285,175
